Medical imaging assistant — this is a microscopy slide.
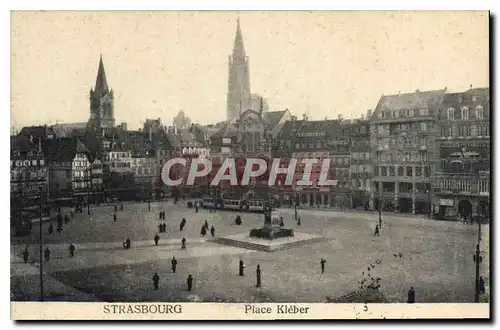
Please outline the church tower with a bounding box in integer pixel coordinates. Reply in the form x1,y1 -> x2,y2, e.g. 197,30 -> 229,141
227,18 -> 251,121
89,55 -> 115,129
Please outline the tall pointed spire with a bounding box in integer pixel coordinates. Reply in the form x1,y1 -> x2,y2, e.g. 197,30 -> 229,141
232,17 -> 246,59
94,55 -> 109,96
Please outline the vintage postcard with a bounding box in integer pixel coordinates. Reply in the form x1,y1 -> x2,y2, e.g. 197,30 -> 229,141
10,11 -> 490,320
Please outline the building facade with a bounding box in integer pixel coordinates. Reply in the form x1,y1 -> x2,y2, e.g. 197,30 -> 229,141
371,89 -> 445,214
433,87 -> 490,219
348,117 -> 373,209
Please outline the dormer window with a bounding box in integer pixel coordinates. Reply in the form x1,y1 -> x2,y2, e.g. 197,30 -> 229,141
461,106 -> 469,120
476,105 -> 484,119
447,107 -> 455,120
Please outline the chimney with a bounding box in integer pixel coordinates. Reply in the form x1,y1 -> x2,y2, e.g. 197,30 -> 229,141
338,114 -> 343,121
415,89 -> 420,93
366,109 -> 372,118
470,84 -> 473,89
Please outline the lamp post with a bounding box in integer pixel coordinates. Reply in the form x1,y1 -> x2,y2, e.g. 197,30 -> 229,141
38,186 -> 44,301
427,188 -> 432,219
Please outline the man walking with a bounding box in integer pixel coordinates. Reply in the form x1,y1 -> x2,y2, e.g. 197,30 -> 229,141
154,234 -> 160,246
407,287 -> 415,303
69,244 -> 75,258
187,274 -> 193,292
152,272 -> 160,290
239,259 -> 245,276
171,257 -> 178,273
320,258 -> 326,273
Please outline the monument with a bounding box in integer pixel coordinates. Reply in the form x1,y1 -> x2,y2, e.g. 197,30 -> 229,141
211,200 -> 324,252
249,204 -> 294,240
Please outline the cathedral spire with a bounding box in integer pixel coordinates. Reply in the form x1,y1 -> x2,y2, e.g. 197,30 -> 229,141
232,17 -> 246,59
94,55 -> 109,96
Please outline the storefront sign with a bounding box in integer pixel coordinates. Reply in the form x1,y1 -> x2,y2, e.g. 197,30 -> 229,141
439,199 -> 454,206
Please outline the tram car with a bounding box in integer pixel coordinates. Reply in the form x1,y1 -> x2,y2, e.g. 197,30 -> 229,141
222,198 -> 242,211
243,199 -> 266,212
201,196 -> 217,209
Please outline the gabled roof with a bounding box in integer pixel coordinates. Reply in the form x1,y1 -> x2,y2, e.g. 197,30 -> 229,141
263,110 -> 287,127
52,123 -> 87,137
18,125 -> 55,139
276,119 -> 305,140
41,137 -> 79,162
296,119 -> 343,138
374,88 -> 446,117
11,135 -> 39,153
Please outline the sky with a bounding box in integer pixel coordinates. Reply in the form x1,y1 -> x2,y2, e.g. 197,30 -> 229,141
11,11 -> 489,130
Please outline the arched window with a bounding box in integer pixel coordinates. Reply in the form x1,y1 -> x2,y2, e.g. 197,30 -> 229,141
476,105 -> 484,119
447,107 -> 455,120
461,106 -> 469,120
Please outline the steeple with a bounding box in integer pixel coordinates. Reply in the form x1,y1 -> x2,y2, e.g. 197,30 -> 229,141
232,17 -> 246,59
94,55 -> 109,96
227,17 -> 251,121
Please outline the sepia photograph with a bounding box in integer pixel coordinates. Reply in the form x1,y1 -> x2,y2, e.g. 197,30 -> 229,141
9,10 -> 490,320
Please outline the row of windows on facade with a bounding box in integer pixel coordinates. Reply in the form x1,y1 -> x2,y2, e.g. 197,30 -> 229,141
373,181 -> 432,194
378,107 -> 430,119
11,169 -> 47,181
135,167 -> 157,176
294,140 -> 349,150
350,165 -> 372,174
373,165 -> 431,177
375,151 -> 428,163
376,122 -> 429,135
432,179 -> 489,193
73,170 -> 104,178
11,159 -> 45,167
440,124 -> 489,137
352,179 -> 371,189
446,105 -> 485,120
292,154 -> 351,165
377,137 -> 429,148
351,152 -> 371,160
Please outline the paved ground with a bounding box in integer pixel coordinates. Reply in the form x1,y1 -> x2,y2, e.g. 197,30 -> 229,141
11,201 -> 490,303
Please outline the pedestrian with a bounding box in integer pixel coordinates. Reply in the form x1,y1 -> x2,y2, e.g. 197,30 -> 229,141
123,238 -> 131,249
204,220 -> 209,230
210,225 -> 215,237
159,212 -> 162,220
320,258 -> 326,273
297,216 -> 301,226
113,213 -> 117,222
154,234 -> 160,246
69,244 -> 75,258
239,259 -> 245,276
195,204 -> 199,213
374,224 -> 380,236
180,218 -> 186,231
162,223 -> 167,233
279,217 -> 284,227
479,277 -> 486,294
152,272 -> 160,290
256,265 -> 262,287
171,257 -> 178,273
200,225 -> 206,236
378,217 -> 382,229
44,247 -> 51,262
48,223 -> 53,235
187,274 -> 193,291
114,204 -> 118,212
181,237 -> 186,250
22,248 -> 29,264
407,287 -> 415,303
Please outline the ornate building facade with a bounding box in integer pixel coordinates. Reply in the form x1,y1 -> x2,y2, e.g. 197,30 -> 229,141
433,87 -> 490,219
371,89 -> 444,214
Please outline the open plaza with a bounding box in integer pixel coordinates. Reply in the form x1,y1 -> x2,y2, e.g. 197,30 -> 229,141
11,200 -> 489,303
